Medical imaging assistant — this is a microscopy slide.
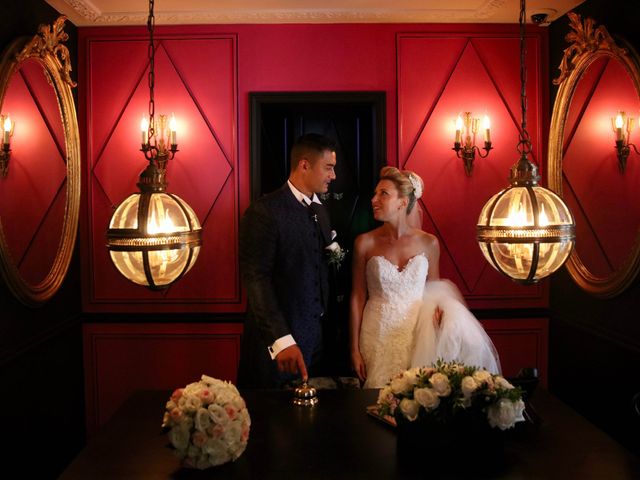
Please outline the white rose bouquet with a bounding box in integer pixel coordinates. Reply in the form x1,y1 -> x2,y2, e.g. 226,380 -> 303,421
377,360 -> 525,431
162,375 -> 251,469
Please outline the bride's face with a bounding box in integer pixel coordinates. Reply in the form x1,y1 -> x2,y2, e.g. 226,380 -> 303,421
372,179 -> 407,222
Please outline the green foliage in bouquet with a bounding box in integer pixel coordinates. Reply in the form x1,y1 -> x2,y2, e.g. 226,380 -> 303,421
377,360 -> 525,430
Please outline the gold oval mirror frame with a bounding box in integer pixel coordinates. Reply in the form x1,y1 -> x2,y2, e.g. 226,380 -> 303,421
549,13 -> 640,298
0,16 -> 80,306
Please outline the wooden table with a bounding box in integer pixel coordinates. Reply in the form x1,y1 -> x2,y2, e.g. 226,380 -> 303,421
60,388 -> 640,479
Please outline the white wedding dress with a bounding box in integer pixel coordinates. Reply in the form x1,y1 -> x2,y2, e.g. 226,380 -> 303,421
360,254 -> 501,388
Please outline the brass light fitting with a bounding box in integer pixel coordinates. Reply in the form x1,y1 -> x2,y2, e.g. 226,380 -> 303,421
453,112 -> 492,176
612,111 -> 639,173
106,0 -> 202,290
475,0 -> 575,284
0,113 -> 14,177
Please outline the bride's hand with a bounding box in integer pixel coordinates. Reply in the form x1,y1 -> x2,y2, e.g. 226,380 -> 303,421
433,306 -> 443,329
351,350 -> 367,383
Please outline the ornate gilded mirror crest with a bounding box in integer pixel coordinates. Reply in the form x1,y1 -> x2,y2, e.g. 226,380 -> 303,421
549,13 -> 640,298
553,13 -> 627,86
0,16 -> 80,306
16,16 -> 76,88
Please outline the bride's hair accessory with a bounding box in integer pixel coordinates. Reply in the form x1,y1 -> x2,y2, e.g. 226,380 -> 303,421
408,173 -> 423,199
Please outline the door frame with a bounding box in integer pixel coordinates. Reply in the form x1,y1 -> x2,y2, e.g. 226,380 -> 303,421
249,91 -> 386,201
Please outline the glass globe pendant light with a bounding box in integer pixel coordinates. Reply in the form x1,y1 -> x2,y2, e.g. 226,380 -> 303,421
476,0 -> 575,284
106,0 -> 202,290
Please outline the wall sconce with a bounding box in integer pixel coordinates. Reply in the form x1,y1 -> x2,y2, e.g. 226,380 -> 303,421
453,112 -> 492,176
140,112 -> 178,160
106,0 -> 202,290
611,111 -> 638,173
0,113 -> 14,177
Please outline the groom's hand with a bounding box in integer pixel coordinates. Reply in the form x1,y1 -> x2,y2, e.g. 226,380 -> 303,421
276,345 -> 308,381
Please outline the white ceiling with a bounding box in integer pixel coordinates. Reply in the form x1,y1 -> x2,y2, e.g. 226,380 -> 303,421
45,0 -> 584,27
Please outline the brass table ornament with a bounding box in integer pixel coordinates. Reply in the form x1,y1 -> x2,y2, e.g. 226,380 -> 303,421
293,382 -> 318,406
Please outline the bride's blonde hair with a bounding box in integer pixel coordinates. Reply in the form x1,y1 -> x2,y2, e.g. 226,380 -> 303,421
379,166 -> 424,213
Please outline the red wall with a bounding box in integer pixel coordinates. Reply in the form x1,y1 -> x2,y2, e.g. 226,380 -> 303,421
80,23 -> 549,313
0,58 -> 67,285
79,23 -> 551,432
82,318 -> 546,433
83,322 -> 243,436
561,56 -> 640,276
397,32 -> 548,306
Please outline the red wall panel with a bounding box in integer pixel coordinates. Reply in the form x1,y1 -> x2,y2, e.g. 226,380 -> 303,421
483,318 -> 548,386
82,319 -> 545,434
0,59 -> 67,284
562,57 -> 640,277
82,33 -> 238,310
398,32 -> 548,308
83,322 -> 243,436
80,24 -> 549,312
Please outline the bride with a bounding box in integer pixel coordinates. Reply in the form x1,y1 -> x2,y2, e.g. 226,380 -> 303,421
349,167 -> 500,388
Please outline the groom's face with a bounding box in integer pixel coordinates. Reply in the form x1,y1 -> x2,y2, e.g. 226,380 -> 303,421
305,149 -> 337,194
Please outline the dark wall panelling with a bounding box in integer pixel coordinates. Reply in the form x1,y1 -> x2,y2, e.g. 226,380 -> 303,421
549,0 -> 640,456
83,322 -> 243,436
0,319 -> 84,478
549,305 -> 640,455
0,2 -> 82,479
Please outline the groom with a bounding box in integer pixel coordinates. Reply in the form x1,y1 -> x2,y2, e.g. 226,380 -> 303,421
237,133 -> 337,388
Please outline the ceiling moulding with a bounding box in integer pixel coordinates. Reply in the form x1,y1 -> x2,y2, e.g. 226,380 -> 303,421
51,0 -> 514,26
476,0 -> 508,20
63,0 -> 100,21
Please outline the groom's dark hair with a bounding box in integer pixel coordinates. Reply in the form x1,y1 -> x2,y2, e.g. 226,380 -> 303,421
290,133 -> 336,171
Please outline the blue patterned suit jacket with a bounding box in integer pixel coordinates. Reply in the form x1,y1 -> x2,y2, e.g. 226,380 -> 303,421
237,184 -> 330,388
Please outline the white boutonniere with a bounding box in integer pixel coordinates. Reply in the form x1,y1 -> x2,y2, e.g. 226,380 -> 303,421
325,230 -> 347,269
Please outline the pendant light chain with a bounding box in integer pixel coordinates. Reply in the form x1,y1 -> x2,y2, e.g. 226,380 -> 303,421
107,0 -> 202,290
475,0 -> 576,285
146,0 -> 156,144
518,0 -> 532,156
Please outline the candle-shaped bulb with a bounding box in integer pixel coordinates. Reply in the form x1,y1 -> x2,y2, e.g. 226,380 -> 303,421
508,201 -> 527,227
454,115 -> 463,144
614,112 -> 624,141
3,115 -> 11,144
141,115 -> 149,145
538,203 -> 549,227
483,115 -> 491,144
169,113 -> 177,145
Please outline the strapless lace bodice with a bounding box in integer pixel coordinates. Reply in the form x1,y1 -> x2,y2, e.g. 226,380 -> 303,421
360,254 -> 429,388
366,254 -> 428,304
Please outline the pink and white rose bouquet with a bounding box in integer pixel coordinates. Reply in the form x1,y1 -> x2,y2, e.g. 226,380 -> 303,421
162,375 -> 251,469
377,360 -> 525,431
